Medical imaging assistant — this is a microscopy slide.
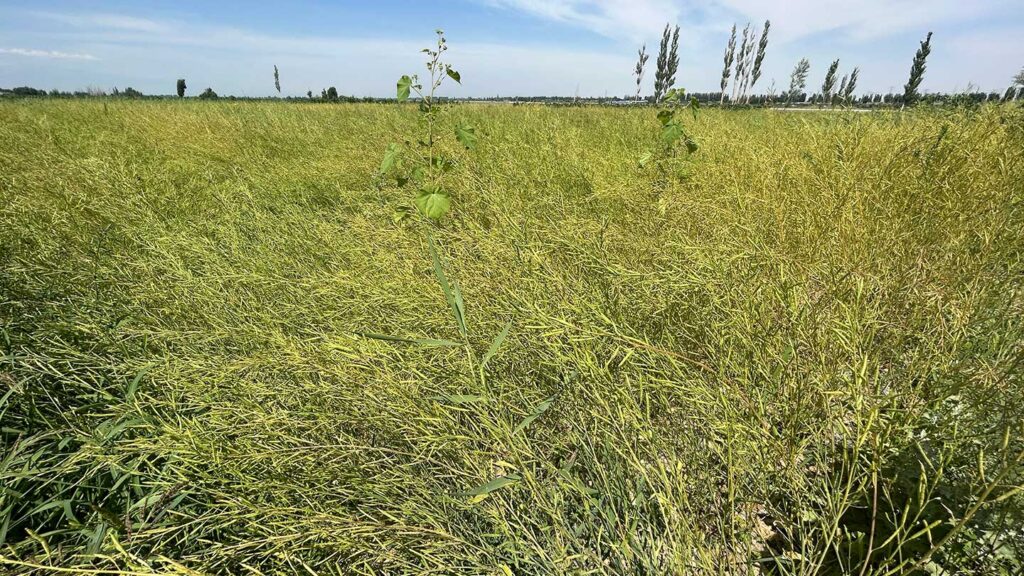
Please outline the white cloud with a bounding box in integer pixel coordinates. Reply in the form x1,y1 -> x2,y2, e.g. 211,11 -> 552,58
715,0 -> 1016,42
3,6 -> 1021,96
0,47 -> 97,60
31,11 -> 170,33
484,0 -> 684,41
3,12 -> 634,97
486,0 -> 1018,45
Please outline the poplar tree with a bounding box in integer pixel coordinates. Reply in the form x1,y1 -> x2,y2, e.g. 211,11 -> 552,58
176,78 -> 186,98
274,65 -> 281,94
903,32 -> 933,106
822,59 -> 840,105
787,58 -> 810,105
720,24 -> 736,105
654,24 -> 680,103
633,44 -> 649,102
732,23 -> 751,102
746,20 -> 770,103
842,67 -> 859,105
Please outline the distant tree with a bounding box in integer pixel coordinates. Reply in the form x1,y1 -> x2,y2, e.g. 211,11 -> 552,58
821,59 -> 839,105
633,44 -> 649,102
326,86 -> 339,101
176,78 -> 186,98
12,86 -> 47,97
123,87 -> 143,98
307,90 -> 313,99
903,31 -> 933,107
720,24 -> 737,105
765,78 -> 777,104
1008,67 -> 1024,101
746,20 -> 770,102
198,87 -> 218,99
274,64 -> 281,94
837,75 -> 848,105
787,58 -> 810,105
842,67 -> 859,105
653,23 -> 680,103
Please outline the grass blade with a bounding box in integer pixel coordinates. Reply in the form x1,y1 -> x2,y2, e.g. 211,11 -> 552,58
459,474 -> 521,498
481,320 -> 512,370
513,395 -> 557,435
429,236 -> 467,338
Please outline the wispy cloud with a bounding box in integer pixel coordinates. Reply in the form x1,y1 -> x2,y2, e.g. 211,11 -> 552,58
716,0 -> 1017,42
484,0 -> 683,42
0,47 -> 97,60
30,11 -> 170,33
484,0 -> 1017,44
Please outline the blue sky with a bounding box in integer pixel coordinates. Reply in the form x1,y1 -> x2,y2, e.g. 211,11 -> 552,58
1,0 -> 1022,97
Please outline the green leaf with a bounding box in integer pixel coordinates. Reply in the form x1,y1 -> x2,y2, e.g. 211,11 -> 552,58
451,281 -> 467,337
429,237 -> 467,337
393,205 -> 414,224
661,121 -> 684,147
126,365 -> 153,401
782,343 -> 795,363
455,123 -> 477,150
415,185 -> 451,220
481,320 -> 512,370
431,155 -> 456,172
656,109 -> 674,126
380,142 -> 401,174
446,67 -> 462,84
690,96 -> 700,120
684,137 -> 699,154
397,75 -> 413,102
513,395 -> 556,435
460,474 -> 521,498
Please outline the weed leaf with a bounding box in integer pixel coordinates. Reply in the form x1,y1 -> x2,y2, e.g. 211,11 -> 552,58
513,395 -> 556,435
126,365 -> 153,401
380,143 -> 401,174
662,121 -> 684,147
481,320 -> 512,370
455,123 -> 477,150
415,185 -> 451,220
451,281 -> 467,337
429,237 -> 467,337
460,474 -> 521,498
397,75 -> 413,102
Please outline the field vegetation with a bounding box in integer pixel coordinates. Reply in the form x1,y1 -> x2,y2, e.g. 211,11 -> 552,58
2,99 -> 1023,574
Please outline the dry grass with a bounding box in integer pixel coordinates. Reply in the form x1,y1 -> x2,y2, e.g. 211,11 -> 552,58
1,100 -> 1023,574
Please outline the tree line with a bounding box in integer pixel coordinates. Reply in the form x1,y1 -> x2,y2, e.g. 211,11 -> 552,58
631,26 -> 1023,108
4,37 -> 1023,106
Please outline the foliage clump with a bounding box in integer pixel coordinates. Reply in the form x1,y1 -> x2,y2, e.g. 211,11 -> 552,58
379,30 -> 477,222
